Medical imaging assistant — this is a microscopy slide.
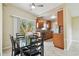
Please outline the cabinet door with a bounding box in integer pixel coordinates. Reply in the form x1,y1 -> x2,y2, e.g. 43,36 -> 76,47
46,20 -> 51,30
57,10 -> 63,26
36,18 -> 44,29
52,34 -> 64,49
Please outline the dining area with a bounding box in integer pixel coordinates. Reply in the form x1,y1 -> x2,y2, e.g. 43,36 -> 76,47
10,32 -> 44,56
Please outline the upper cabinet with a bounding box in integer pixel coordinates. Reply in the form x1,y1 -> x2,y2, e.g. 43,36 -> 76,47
36,17 -> 44,29
46,20 -> 52,30
36,17 -> 52,30
57,10 -> 63,26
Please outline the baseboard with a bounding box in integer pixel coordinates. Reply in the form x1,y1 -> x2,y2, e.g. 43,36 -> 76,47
67,40 -> 72,51
3,46 -> 11,51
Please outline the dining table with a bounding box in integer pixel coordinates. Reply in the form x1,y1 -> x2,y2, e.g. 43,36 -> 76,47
15,33 -> 44,56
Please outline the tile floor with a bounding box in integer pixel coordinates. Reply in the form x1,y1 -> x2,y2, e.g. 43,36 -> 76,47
3,39 -> 79,56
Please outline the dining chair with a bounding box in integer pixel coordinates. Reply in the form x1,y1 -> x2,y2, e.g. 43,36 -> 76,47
16,33 -> 29,56
10,35 -> 20,56
16,33 -> 25,39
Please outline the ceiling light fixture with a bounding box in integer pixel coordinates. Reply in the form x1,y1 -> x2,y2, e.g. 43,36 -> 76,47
31,3 -> 35,9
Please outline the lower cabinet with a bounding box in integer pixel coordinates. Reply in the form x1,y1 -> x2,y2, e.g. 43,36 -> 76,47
52,34 -> 64,49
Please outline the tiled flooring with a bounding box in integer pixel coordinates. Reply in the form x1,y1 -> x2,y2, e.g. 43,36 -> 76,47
3,39 -> 79,56
44,39 -> 67,56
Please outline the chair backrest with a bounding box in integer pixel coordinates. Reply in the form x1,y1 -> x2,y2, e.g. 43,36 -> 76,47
16,33 -> 25,39
16,33 -> 26,48
10,35 -> 20,50
10,35 -> 16,50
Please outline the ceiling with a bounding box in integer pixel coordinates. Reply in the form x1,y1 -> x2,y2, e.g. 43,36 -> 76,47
11,3 -> 62,17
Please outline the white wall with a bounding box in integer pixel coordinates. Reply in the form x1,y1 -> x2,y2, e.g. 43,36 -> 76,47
3,4 -> 36,50
64,4 -> 72,50
72,17 -> 79,42
0,3 -> 2,55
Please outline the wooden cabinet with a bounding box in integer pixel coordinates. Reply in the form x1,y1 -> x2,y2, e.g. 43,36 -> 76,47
52,34 -> 64,49
45,31 -> 53,40
57,10 -> 63,26
36,17 -> 53,40
52,10 -> 64,49
36,17 -> 52,30
36,17 -> 44,29
46,20 -> 52,30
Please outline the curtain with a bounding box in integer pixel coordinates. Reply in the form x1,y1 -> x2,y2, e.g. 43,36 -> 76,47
12,16 -> 36,38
